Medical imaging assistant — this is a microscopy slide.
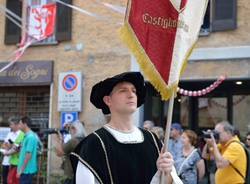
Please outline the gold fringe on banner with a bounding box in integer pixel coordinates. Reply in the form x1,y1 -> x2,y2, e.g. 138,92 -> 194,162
119,22 -> 178,100
119,18 -> 198,101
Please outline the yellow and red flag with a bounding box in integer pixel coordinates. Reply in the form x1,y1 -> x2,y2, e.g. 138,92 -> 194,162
120,0 -> 208,100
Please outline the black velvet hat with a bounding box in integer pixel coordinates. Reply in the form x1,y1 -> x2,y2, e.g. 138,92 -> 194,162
90,72 -> 146,114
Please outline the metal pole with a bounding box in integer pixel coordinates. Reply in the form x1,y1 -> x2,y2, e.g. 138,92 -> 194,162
47,83 -> 54,184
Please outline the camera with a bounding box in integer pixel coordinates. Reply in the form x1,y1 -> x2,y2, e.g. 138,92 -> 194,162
42,128 -> 69,135
202,130 -> 220,140
8,139 -> 13,144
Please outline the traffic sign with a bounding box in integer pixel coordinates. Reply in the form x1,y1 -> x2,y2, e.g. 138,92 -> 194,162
61,112 -> 78,127
62,74 -> 78,92
58,72 -> 83,112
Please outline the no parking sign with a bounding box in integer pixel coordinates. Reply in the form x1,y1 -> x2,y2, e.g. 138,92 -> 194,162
58,72 -> 83,111
62,74 -> 78,92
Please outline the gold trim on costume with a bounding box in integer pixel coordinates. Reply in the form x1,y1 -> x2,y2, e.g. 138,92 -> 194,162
93,132 -> 114,184
70,152 -> 104,184
148,130 -> 160,154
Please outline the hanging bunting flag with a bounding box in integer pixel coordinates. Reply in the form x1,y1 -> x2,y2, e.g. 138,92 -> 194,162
102,3 -> 126,14
120,0 -> 208,100
55,0 -> 122,25
55,0 -> 104,20
28,3 -> 57,40
0,39 -> 37,73
178,75 -> 226,97
0,3 -> 56,73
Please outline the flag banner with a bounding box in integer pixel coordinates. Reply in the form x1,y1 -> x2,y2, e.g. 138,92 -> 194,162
0,4 -> 55,73
120,0 -> 208,100
0,38 -> 38,73
28,3 -> 57,40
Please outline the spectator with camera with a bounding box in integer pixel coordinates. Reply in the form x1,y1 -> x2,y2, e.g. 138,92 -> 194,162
54,120 -> 86,184
201,132 -> 217,184
205,121 -> 247,184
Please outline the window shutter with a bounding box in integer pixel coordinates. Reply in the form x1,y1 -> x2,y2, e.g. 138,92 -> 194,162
56,0 -> 72,41
4,0 -> 22,45
211,0 -> 237,31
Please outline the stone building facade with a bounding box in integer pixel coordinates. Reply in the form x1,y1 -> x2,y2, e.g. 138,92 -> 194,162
0,0 -> 249,182
178,0 -> 250,134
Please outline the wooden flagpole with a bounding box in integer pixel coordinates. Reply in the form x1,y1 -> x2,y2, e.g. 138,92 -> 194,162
160,92 -> 175,184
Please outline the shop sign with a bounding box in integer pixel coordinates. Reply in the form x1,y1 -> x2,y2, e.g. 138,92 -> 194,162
0,61 -> 53,86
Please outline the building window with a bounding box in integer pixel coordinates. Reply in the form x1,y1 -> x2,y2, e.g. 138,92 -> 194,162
198,97 -> 227,128
200,0 -> 237,36
4,0 -> 72,45
0,86 -> 50,130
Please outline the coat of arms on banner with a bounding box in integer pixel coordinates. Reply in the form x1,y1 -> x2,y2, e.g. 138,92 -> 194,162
28,3 -> 56,40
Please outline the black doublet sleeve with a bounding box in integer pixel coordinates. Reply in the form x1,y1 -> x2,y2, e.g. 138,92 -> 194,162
70,132 -> 110,184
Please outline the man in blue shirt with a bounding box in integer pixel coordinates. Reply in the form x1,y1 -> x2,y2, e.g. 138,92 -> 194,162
168,123 -> 183,161
17,116 -> 38,184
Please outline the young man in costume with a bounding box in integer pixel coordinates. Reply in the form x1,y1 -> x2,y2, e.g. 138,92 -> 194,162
71,72 -> 182,184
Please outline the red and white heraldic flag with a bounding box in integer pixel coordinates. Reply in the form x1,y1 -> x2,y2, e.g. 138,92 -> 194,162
120,0 -> 208,100
28,3 -> 57,40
